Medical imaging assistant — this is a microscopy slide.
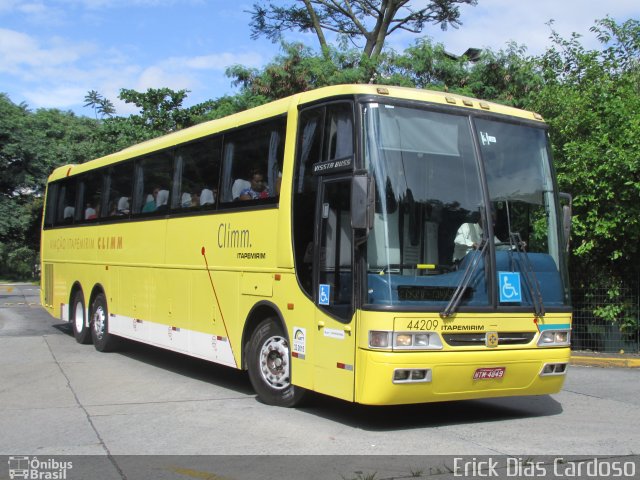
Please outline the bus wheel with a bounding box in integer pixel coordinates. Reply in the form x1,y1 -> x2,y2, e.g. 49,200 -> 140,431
90,292 -> 120,352
246,318 -> 305,407
71,290 -> 91,344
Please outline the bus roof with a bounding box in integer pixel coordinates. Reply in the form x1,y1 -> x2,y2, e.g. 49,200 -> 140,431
48,84 -> 545,182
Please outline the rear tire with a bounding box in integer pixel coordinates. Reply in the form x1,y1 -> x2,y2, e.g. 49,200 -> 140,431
90,292 -> 120,352
246,318 -> 306,407
71,290 -> 92,344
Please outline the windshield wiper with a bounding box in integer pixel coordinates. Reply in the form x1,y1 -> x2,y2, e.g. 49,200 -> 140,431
440,240 -> 488,319
503,201 -> 545,317
510,232 -> 545,317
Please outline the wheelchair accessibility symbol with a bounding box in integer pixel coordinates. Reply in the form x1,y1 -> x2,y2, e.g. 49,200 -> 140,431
499,272 -> 522,303
319,284 -> 331,305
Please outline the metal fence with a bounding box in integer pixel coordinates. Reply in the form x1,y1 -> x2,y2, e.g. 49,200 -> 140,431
571,282 -> 640,353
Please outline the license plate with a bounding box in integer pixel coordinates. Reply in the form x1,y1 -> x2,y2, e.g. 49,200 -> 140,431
473,367 -> 506,380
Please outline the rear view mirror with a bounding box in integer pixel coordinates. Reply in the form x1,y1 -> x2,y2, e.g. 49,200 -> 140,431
351,171 -> 375,232
559,192 -> 572,253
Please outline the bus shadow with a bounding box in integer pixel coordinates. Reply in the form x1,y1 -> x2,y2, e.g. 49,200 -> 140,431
52,322 -> 254,396
52,322 -> 73,336
52,320 -> 563,427
117,340 -> 255,396
298,392 -> 564,431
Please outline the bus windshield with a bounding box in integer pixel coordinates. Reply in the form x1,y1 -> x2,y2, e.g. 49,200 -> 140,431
363,102 -> 569,309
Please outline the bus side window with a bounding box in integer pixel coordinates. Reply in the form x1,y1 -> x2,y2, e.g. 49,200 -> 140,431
326,104 -> 353,161
173,137 -> 221,211
132,151 -> 173,215
79,170 -> 104,222
54,178 -> 78,226
220,117 -> 285,205
43,183 -> 58,228
105,161 -> 134,218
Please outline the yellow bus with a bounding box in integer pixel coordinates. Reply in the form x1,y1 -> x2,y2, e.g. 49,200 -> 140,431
40,85 -> 572,407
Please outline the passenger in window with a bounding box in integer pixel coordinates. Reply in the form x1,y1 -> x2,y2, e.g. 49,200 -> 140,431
181,191 -> 192,208
200,187 -> 215,206
117,196 -> 130,215
108,200 -> 118,216
155,188 -> 169,212
63,205 -> 75,221
239,170 -> 270,200
142,193 -> 156,212
85,202 -> 97,220
232,178 -> 251,201
452,210 -> 504,262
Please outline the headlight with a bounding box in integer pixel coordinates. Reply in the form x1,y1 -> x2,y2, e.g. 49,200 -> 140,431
537,329 -> 571,347
368,330 -> 442,350
393,331 -> 443,350
369,330 -> 391,348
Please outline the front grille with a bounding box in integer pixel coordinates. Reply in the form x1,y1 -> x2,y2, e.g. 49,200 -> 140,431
443,332 -> 535,346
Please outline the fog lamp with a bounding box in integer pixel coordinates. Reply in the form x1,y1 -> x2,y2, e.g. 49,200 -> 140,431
394,369 -> 410,381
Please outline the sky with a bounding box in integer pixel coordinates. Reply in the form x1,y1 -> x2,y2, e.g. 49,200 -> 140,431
1,0 -> 638,117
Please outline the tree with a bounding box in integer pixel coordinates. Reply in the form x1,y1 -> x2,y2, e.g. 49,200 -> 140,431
83,88 -> 225,152
249,0 -> 477,58
227,42 -> 384,100
525,18 -> 640,326
84,90 -> 115,119
0,94 -> 103,278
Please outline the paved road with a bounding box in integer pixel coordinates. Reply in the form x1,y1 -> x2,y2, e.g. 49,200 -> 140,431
1,284 -> 639,479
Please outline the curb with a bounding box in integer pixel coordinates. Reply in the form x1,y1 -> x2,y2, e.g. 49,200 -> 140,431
570,355 -> 640,368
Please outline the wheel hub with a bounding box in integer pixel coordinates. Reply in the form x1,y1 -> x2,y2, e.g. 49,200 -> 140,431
74,302 -> 84,332
93,306 -> 106,340
259,336 -> 290,390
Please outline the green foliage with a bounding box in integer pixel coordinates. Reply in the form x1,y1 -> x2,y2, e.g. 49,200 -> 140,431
227,42 -> 380,101
0,94 -> 102,278
527,18 -> 640,289
523,18 -> 640,330
84,87 -> 231,152
84,90 -> 115,119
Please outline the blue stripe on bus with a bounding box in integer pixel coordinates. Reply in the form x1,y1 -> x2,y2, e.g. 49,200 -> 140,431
538,324 -> 571,331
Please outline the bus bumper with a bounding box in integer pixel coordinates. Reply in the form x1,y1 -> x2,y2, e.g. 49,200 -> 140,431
354,347 -> 571,405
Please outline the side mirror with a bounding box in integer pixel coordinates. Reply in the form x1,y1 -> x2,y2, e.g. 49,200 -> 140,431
559,192 -> 572,253
351,171 -> 375,233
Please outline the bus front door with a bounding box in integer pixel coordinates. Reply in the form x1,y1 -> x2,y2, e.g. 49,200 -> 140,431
313,177 -> 356,401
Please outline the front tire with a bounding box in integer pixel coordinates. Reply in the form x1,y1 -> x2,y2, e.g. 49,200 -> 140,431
90,292 -> 120,352
71,290 -> 92,344
246,318 -> 305,407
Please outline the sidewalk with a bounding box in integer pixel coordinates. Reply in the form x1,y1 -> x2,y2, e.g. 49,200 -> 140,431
571,350 -> 640,368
